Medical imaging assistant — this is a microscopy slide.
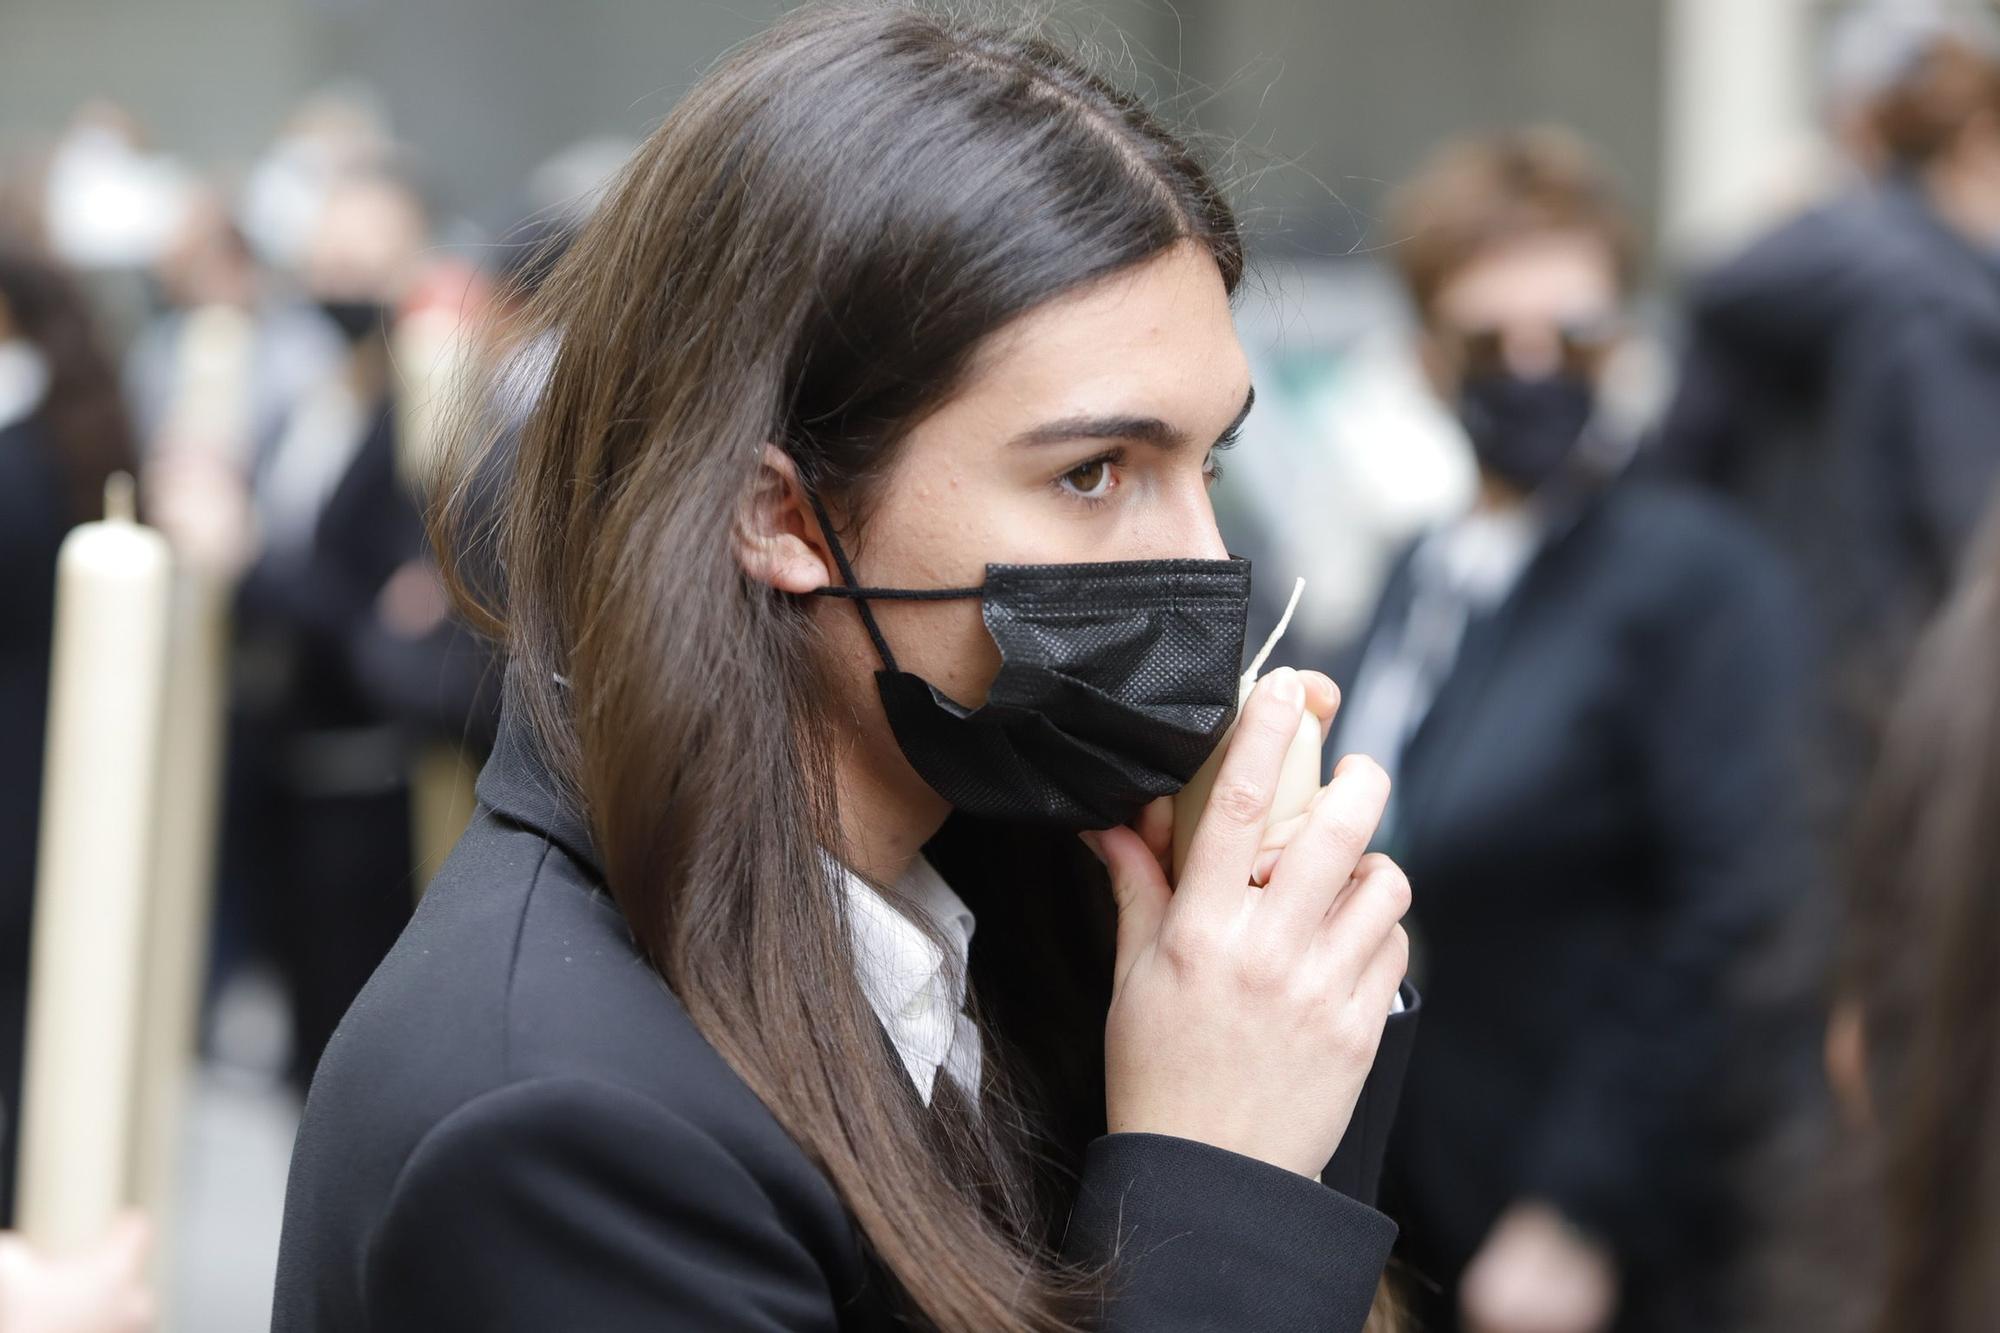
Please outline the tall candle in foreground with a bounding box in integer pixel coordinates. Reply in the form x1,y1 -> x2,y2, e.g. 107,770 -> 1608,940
16,476 -> 172,1253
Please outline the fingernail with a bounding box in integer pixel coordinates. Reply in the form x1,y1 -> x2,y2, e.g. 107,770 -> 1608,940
1251,848 -> 1280,884
1269,667 -> 1302,705
1077,830 -> 1105,864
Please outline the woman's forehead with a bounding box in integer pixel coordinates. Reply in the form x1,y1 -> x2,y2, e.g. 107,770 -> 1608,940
940,245 -> 1249,438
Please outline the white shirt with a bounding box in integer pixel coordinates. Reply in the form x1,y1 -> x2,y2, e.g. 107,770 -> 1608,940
839,855 -> 981,1106
1339,501 -> 1545,793
0,340 -> 50,433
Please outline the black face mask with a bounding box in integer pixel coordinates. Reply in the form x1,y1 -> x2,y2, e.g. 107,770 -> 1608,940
806,491 -> 1251,829
1457,371 -> 1595,493
316,298 -> 388,346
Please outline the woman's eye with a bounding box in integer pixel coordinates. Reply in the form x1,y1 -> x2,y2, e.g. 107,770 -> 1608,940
1202,448 -> 1226,484
1058,457 -> 1115,500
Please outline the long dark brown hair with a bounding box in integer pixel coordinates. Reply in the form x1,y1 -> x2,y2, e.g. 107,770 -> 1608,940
436,5 -> 1242,1327
1761,509 -> 2000,1333
1845,510 -> 2000,1333
0,242 -> 135,525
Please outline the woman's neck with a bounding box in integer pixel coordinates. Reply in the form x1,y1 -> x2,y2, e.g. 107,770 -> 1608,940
831,729 -> 952,888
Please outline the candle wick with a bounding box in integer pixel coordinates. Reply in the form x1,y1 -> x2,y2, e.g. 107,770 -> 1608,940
103,472 -> 138,525
1243,576 -> 1307,683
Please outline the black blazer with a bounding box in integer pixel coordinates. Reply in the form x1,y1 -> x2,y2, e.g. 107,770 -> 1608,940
273,692 -> 1419,1331
1332,481 -> 1809,1327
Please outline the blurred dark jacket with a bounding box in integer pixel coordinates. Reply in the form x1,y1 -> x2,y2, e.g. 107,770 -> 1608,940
224,384 -> 498,1086
1333,480 -> 1811,1332
0,414 -> 70,1225
0,415 -> 67,959
1660,181 -> 2000,780
237,395 -> 495,752
1658,190 -> 1897,593
1821,181 -> 2000,698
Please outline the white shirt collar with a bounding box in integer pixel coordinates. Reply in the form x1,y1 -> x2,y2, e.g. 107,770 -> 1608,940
838,854 -> 981,1106
1416,499 -> 1545,611
0,340 -> 50,434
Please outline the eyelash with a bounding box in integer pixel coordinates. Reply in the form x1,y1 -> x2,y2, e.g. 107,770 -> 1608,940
1053,428 -> 1243,510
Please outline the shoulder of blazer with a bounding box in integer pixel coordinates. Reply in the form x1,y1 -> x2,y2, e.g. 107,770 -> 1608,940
358,1073 -> 868,1330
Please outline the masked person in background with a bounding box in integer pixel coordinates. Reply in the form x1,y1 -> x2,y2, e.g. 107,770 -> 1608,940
1331,131 -> 1812,1333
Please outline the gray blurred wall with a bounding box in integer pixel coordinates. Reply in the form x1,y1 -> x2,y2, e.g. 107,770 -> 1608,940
0,0 -> 1663,250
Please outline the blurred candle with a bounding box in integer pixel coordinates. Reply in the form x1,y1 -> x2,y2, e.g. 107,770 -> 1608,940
129,301 -> 246,1263
16,475 -> 172,1253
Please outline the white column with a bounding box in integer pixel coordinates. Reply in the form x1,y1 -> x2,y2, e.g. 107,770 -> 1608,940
1661,0 -> 1822,264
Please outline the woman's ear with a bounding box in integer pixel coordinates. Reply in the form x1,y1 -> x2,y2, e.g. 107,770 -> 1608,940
734,443 -> 837,595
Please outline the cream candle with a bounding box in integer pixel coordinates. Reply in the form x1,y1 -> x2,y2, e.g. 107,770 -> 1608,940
1172,577 -> 1321,881
16,475 -> 172,1254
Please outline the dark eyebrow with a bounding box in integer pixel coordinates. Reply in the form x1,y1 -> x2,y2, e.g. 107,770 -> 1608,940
1007,384 -> 1256,450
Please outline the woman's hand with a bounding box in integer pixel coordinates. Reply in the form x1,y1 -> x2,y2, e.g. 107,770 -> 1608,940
0,1211 -> 155,1333
1086,666 -> 1411,1179
1130,671 -> 1342,886
1460,1202 -> 1618,1333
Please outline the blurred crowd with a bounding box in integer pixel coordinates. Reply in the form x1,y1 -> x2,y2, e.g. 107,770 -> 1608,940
1,4 -> 2000,1333
0,89 -> 614,1328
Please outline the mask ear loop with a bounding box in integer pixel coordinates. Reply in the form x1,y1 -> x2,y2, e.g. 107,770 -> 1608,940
800,484 -> 986,677
800,485 -> 900,671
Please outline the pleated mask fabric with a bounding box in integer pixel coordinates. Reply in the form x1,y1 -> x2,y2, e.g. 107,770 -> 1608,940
811,498 -> 1253,828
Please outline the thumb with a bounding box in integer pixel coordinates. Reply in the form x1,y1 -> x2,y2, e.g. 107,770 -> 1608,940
1082,825 -> 1171,980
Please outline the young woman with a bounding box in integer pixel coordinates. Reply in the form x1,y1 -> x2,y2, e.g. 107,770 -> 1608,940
272,7 -> 1415,1330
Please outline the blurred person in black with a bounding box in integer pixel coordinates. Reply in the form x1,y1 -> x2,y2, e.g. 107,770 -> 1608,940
200,166 -> 473,1090
1659,11 -> 2000,813
1332,132 -> 1810,1332
1818,29 -> 2000,759
0,241 -> 136,1225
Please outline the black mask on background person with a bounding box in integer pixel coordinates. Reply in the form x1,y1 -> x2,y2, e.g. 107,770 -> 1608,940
804,490 -> 1251,829
316,298 -> 388,346
1456,371 -> 1595,493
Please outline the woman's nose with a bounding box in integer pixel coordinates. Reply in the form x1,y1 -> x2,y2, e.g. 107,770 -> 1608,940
1156,484 -> 1230,561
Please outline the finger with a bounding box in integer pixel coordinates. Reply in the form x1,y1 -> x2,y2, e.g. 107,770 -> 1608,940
1259,754 -> 1391,940
1133,795 -> 1174,875
1179,667 -> 1308,913
1250,846 -> 1279,886
1298,670 -> 1341,744
1353,923 -> 1410,1018
1316,849 -> 1413,983
1250,810 -> 1309,885
1082,826 -> 1171,988
1321,849 -> 1396,916
1249,783 -> 1334,884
